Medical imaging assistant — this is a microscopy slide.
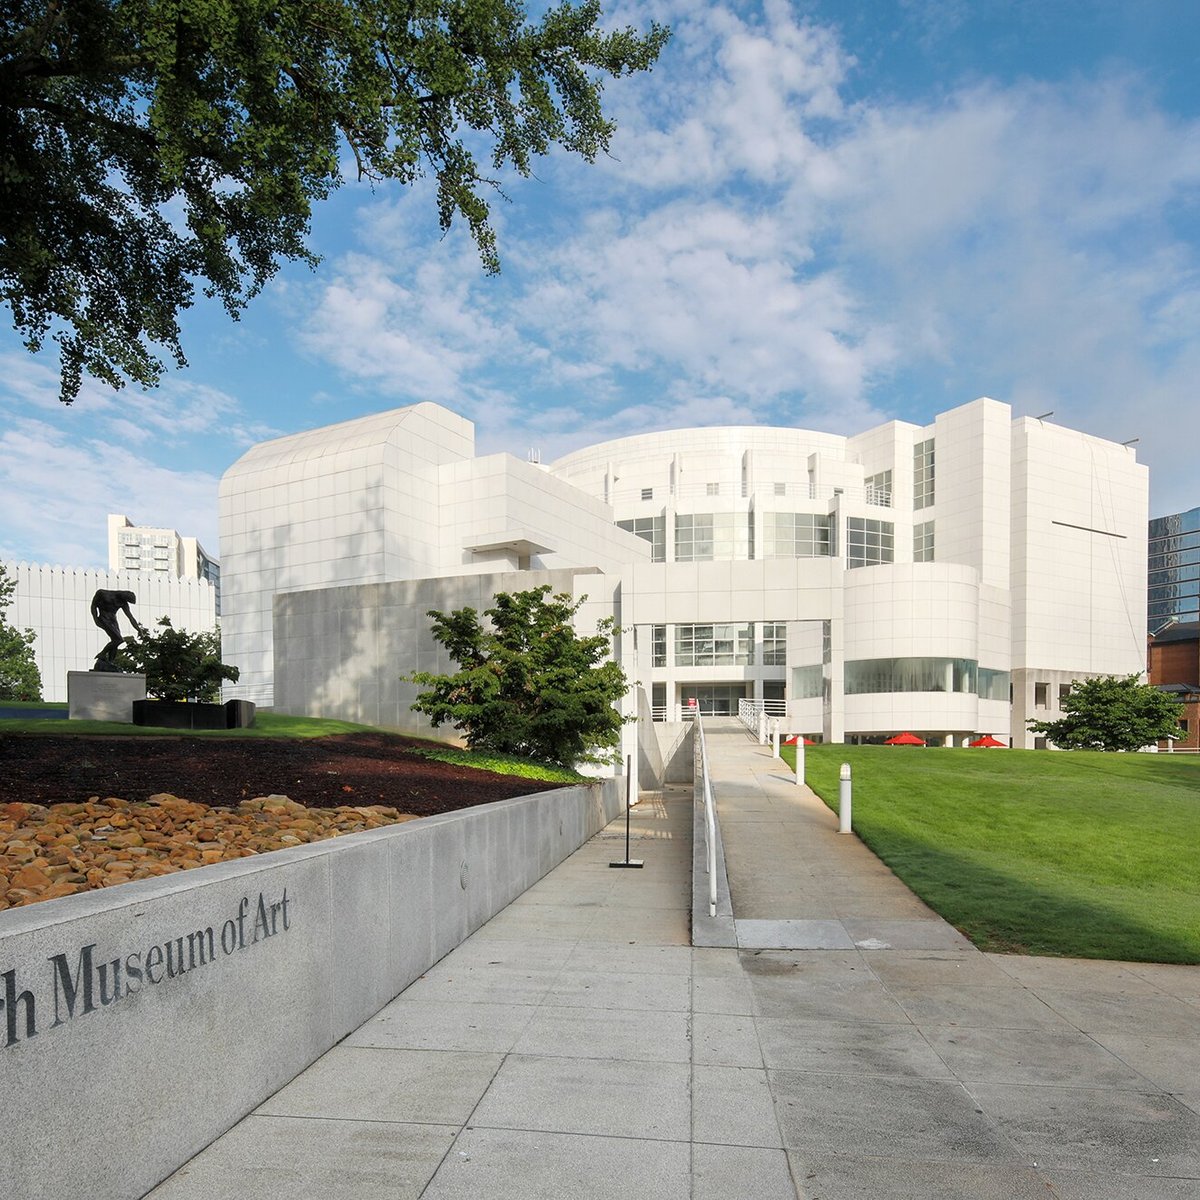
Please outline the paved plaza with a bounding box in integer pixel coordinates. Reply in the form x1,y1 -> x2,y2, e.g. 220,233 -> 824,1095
149,722 -> 1200,1199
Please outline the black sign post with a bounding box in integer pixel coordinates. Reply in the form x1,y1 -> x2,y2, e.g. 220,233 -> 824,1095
609,754 -> 643,868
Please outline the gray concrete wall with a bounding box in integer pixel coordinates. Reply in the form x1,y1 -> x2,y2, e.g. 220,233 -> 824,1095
656,721 -> 695,784
0,779 -> 622,1200
636,686 -> 665,787
272,568 -> 606,738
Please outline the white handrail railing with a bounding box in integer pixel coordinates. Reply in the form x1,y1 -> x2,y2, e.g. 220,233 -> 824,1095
694,709 -> 718,918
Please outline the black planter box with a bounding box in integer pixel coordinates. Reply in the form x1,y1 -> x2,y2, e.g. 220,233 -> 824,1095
132,699 -> 257,730
225,699 -> 256,728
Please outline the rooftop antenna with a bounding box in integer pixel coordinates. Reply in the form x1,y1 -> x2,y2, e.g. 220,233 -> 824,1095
1034,410 -> 1055,421
1121,438 -> 1140,446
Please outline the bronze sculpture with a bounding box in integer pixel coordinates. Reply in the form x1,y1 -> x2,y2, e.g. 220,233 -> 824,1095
90,588 -> 146,671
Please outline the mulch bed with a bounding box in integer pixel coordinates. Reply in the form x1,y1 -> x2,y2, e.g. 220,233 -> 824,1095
0,732 -> 565,817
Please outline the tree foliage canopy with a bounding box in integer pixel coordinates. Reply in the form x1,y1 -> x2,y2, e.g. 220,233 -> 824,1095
115,616 -> 238,701
407,585 -> 629,766
1027,674 -> 1185,752
0,563 -> 43,701
0,1 -> 668,401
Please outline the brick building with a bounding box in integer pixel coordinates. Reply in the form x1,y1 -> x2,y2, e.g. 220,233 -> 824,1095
1148,622 -> 1200,750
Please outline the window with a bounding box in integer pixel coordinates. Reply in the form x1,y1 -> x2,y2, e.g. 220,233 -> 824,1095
1035,682 -> 1049,707
761,512 -> 834,558
641,487 -> 654,501
913,439 -> 935,510
845,657 -> 978,695
651,624 -> 667,668
685,684 -> 748,716
674,513 -> 752,561
865,469 -> 893,507
914,520 -> 935,562
793,665 -> 823,699
706,482 -> 720,496
675,623 -> 755,666
978,669 -> 1010,702
846,517 -> 894,568
761,622 -> 787,666
774,482 -> 787,497
617,516 -> 666,563
1058,683 -> 1071,706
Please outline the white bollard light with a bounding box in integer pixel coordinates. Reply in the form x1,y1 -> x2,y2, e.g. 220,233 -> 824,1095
794,737 -> 805,787
838,762 -> 852,833
772,720 -> 780,758
758,711 -> 767,744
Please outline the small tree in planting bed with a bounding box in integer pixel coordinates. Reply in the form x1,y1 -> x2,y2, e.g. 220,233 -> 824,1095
116,618 -> 239,702
0,563 -> 42,701
407,586 -> 629,767
1028,674 -> 1184,752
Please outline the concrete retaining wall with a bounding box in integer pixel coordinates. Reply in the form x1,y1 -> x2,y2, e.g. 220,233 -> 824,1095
0,779 -> 622,1200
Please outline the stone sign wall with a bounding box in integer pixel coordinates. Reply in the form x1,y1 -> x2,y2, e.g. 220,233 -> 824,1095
0,779 -> 622,1200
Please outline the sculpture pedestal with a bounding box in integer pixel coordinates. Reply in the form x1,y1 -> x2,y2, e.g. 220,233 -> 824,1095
67,671 -> 147,723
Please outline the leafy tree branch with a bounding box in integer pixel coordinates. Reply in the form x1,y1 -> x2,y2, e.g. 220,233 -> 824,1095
0,0 -> 669,401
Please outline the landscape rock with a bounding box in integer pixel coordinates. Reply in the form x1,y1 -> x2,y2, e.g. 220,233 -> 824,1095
0,793 -> 416,909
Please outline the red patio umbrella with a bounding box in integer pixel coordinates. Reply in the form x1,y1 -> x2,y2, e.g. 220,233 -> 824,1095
884,732 -> 926,745
783,735 -> 816,746
969,734 -> 1007,748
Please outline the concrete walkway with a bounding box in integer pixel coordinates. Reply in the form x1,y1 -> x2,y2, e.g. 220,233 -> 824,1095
148,723 -> 1200,1199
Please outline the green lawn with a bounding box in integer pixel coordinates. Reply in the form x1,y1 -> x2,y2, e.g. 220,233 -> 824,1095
0,707 -> 585,783
784,744 -> 1200,963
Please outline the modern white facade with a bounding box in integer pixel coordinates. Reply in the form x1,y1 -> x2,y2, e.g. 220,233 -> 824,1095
220,398 -> 1148,749
219,404 -> 648,706
3,562 -> 218,702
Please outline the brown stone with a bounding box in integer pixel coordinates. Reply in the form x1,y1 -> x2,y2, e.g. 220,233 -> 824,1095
10,864 -> 52,890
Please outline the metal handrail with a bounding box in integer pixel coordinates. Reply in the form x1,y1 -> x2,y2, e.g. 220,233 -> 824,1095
694,709 -> 718,918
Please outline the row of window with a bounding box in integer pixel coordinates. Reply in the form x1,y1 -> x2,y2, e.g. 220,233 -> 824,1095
646,622 -> 788,668
626,446 -> 937,513
619,514 -> 934,567
793,658 -> 1010,700
913,439 -> 935,510
634,480 -> 896,503
674,513 -> 753,562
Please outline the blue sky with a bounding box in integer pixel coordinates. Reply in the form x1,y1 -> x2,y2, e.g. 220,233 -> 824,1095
3,0 -> 1200,567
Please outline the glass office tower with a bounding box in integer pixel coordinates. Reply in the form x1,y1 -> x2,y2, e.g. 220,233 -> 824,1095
1149,506 -> 1200,634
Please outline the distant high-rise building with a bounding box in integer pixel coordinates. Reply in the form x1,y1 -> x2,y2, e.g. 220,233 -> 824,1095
1148,505 -> 1200,635
107,514 -> 220,614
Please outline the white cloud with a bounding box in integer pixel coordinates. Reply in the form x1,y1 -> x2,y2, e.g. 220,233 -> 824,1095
0,417 -> 221,566
297,243 -> 514,405
252,2 -> 1200,515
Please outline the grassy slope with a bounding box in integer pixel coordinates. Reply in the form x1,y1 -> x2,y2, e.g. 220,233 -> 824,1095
786,744 -> 1200,963
0,709 -> 585,783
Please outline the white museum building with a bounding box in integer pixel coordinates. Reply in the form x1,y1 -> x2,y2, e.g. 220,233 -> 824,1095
218,397 -> 1148,750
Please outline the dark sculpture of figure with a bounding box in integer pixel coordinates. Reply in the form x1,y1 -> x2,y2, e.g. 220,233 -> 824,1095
90,589 -> 146,671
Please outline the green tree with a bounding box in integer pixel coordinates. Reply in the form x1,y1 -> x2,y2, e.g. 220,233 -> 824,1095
1,1 -> 668,403
407,585 -> 629,766
116,616 -> 238,701
1028,674 -> 1185,752
0,563 -> 42,701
